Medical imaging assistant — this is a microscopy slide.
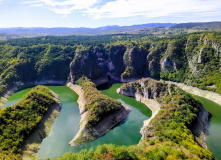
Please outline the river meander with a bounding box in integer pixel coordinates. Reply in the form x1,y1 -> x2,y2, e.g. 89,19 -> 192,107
3,84 -> 221,159
3,84 -> 151,159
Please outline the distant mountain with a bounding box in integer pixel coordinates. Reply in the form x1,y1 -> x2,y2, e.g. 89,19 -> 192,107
171,22 -> 221,29
0,23 -> 176,36
1,22 -> 221,39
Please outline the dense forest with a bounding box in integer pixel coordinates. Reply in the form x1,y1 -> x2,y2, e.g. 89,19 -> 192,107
0,32 -> 220,95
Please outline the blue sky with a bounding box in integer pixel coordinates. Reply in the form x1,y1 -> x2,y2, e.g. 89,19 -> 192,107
0,0 -> 221,28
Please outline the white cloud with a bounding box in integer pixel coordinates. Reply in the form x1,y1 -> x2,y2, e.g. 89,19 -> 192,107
23,0 -> 99,15
22,0 -> 221,19
84,0 -> 221,19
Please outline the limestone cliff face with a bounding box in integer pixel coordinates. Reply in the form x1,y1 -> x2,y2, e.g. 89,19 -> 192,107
68,33 -> 221,90
185,34 -> 221,80
69,44 -> 149,85
69,46 -> 124,83
160,39 -> 186,73
117,86 -> 136,97
191,106 -> 209,149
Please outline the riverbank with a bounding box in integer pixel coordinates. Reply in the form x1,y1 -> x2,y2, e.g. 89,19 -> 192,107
135,94 -> 161,139
67,82 -> 86,114
21,91 -> 62,160
67,82 -> 131,147
191,106 -> 209,149
117,88 -> 161,139
0,84 -> 22,108
165,81 -> 221,106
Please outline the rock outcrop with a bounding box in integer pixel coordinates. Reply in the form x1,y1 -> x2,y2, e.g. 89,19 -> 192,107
117,81 -> 161,140
191,106 -> 209,149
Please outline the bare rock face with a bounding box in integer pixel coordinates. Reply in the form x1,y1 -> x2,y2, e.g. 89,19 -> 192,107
117,87 -> 136,97
107,60 -> 115,71
160,58 -> 174,72
191,106 -> 209,149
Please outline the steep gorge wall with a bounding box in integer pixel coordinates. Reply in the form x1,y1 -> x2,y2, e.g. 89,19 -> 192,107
1,33 -> 221,94
69,44 -> 150,84
68,33 -> 221,92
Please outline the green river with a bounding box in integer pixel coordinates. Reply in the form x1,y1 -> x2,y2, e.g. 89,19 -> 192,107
3,84 -> 151,159
3,84 -> 221,159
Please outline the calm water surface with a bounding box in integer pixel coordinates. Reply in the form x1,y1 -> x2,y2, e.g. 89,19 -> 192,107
4,84 -> 151,159
195,96 -> 221,160
4,84 -> 221,159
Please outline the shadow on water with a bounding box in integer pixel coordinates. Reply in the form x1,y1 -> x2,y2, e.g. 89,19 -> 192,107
99,117 -> 128,139
96,78 -> 122,90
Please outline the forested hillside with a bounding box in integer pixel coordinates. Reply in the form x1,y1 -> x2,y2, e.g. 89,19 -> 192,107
0,32 -> 220,95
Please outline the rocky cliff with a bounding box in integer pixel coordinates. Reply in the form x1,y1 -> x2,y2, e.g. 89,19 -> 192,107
191,106 -> 209,149
67,33 -> 221,94
69,44 -> 149,85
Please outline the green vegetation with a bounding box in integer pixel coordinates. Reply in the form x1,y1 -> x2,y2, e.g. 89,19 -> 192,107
0,32 -> 221,94
56,140 -> 213,160
0,43 -> 75,95
0,29 -> 221,159
0,85 -> 55,159
76,77 -> 122,126
56,79 -> 214,160
121,79 -> 214,159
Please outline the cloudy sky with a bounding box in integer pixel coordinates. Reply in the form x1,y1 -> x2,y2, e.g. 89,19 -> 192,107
0,0 -> 221,28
